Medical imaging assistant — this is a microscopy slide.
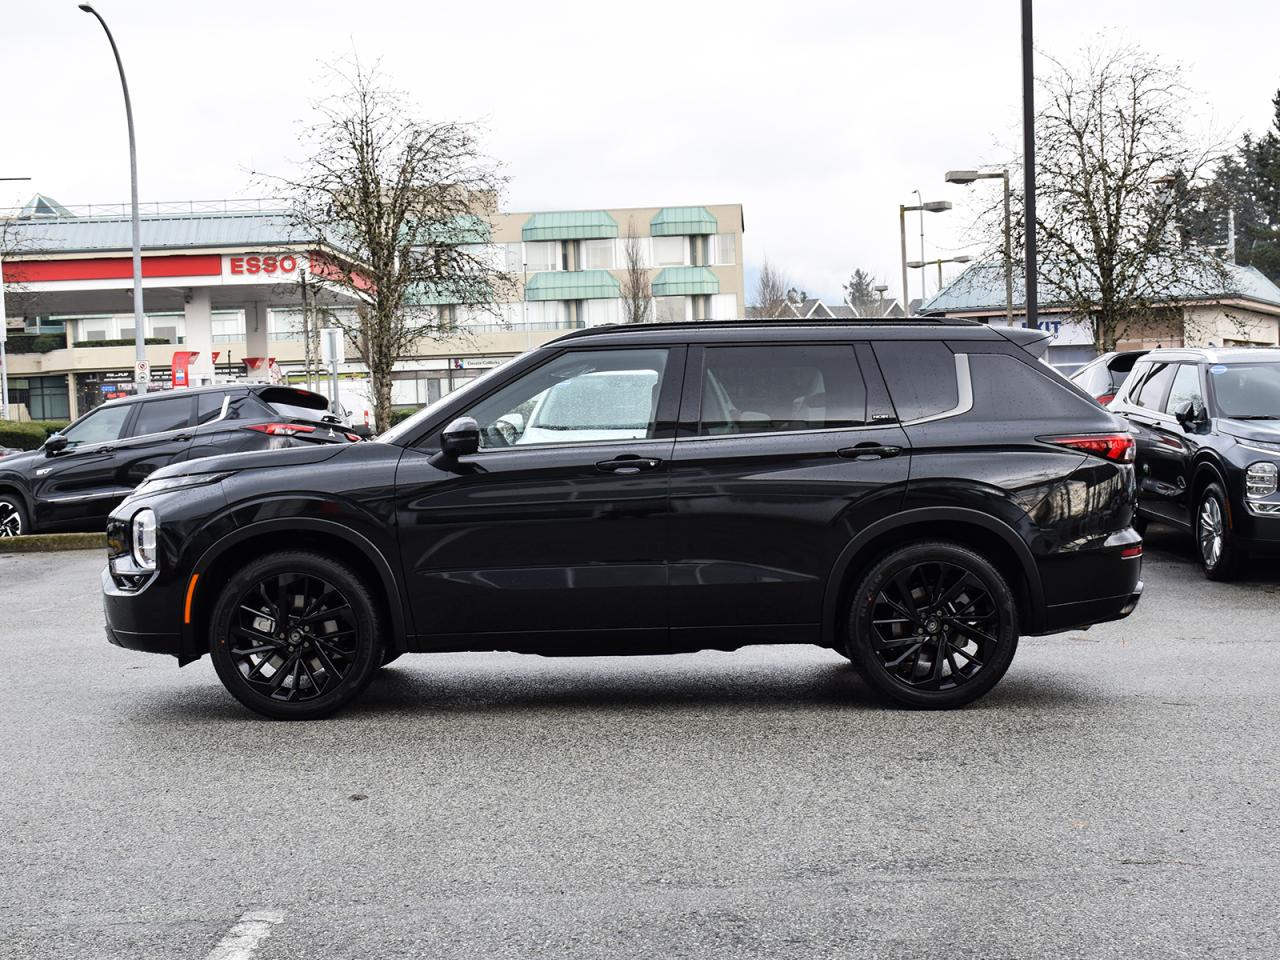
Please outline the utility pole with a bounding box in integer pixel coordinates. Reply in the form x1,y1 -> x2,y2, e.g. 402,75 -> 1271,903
1022,0 -> 1038,329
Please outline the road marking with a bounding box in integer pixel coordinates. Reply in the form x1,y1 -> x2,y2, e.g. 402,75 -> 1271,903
205,909 -> 285,960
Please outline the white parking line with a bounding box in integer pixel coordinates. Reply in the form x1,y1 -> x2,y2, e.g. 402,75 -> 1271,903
205,909 -> 285,960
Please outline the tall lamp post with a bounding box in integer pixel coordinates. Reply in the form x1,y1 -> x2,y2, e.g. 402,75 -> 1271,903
1,177 -> 33,420
946,169 -> 1014,324
907,255 -> 973,291
79,4 -> 147,395
1021,0 -> 1037,330
898,199 -> 951,314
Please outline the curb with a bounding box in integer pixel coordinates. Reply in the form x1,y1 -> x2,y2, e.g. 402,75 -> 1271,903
0,533 -> 106,554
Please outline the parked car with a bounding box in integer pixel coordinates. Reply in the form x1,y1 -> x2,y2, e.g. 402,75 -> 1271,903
1068,349 -> 1149,405
0,384 -> 359,537
102,319 -> 1143,719
1108,347 -> 1280,579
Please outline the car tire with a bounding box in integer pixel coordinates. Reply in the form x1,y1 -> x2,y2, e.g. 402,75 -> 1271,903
0,493 -> 30,538
1195,483 -> 1240,581
847,542 -> 1019,709
209,551 -> 385,720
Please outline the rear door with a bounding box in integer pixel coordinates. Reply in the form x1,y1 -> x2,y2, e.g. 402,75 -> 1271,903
1121,361 -> 1182,524
111,393 -> 198,491
1142,363 -> 1206,528
31,402 -> 137,529
666,341 -> 910,638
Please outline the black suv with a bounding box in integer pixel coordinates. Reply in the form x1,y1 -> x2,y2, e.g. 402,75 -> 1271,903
0,384 -> 357,536
102,320 -> 1143,718
1109,347 -> 1280,579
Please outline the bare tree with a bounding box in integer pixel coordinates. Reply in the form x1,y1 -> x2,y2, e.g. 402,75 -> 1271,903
620,220 -> 651,324
753,258 -> 792,318
1030,47 -> 1238,351
260,57 -> 514,431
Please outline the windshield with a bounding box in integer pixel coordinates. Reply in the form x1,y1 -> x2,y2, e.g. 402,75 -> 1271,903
1210,362 -> 1280,419
374,361 -> 513,444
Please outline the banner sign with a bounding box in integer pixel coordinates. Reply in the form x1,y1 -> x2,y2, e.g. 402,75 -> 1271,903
171,351 -> 200,388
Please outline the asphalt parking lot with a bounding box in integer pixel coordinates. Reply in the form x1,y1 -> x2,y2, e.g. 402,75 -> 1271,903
2,527 -> 1279,960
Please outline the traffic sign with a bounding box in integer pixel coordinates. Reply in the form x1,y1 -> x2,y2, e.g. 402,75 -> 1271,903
134,359 -> 151,383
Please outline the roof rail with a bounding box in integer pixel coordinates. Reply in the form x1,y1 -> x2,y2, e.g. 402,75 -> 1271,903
548,316 -> 984,342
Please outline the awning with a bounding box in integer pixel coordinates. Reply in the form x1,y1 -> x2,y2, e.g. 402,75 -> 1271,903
522,211 -> 618,241
652,266 -> 719,296
408,276 -> 494,306
422,214 -> 491,245
650,206 -> 718,237
524,270 -> 621,301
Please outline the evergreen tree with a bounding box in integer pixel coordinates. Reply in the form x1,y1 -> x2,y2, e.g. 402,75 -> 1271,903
842,269 -> 883,316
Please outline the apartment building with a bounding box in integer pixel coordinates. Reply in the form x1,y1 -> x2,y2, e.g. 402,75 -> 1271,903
1,196 -> 745,418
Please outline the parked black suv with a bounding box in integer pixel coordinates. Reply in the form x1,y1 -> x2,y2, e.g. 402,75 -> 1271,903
1109,347 -> 1280,579
102,320 -> 1143,718
0,384 -> 357,536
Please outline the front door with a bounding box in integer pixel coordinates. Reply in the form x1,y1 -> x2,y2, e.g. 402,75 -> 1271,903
395,345 -> 683,647
111,393 -> 198,490
1142,363 -> 1206,529
32,402 -> 137,530
667,342 -> 911,638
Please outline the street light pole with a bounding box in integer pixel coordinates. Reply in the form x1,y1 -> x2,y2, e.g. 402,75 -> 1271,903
898,199 -> 952,314
0,177 -> 31,419
1021,0 -> 1038,330
79,4 -> 147,394
945,169 -> 1014,324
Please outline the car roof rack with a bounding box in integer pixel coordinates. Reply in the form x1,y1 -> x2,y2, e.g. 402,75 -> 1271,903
549,317 -> 984,342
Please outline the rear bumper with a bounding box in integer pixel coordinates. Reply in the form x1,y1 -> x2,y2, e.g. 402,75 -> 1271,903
1029,527 -> 1145,635
1035,579 -> 1143,634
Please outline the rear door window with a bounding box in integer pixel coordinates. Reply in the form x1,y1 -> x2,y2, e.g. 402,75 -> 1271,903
697,344 -> 867,435
128,395 -> 195,437
871,341 -> 959,422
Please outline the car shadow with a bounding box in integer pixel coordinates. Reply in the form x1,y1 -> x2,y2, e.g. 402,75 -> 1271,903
1143,520 -> 1280,582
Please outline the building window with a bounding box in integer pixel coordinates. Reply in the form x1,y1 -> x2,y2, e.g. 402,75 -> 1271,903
712,234 -> 737,266
652,236 -> 687,267
524,300 -> 570,328
211,311 -> 246,343
522,241 -> 560,273
76,317 -> 114,342
584,298 -> 621,327
23,318 -> 66,335
655,296 -> 688,323
582,239 -> 615,270
710,293 -> 739,320
6,375 -> 70,420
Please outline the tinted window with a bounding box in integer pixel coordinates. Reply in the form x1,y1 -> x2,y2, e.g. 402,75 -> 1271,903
699,344 -> 867,435
197,391 -> 231,424
462,348 -> 669,449
130,395 -> 194,436
1134,362 -> 1177,410
1108,353 -> 1143,389
60,404 -> 132,446
1208,362 -> 1280,419
1165,364 -> 1205,418
872,341 -> 958,422
1071,360 -> 1111,397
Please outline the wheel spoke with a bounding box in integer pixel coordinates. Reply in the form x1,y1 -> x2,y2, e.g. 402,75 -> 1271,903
947,618 -> 998,646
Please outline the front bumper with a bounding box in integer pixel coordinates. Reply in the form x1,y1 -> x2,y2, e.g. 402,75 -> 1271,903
102,565 -> 182,657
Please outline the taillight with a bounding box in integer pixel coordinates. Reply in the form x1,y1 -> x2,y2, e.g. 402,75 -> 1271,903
244,423 -> 317,437
1096,393 -> 1115,406
344,432 -> 361,443
1042,433 -> 1136,463
1121,544 -> 1143,559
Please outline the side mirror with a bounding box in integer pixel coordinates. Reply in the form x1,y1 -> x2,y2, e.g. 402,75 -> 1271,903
439,417 -> 480,458
1173,400 -> 1199,428
44,434 -> 68,456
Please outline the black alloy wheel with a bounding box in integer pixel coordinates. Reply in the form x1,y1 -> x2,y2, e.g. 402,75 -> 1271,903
210,551 -> 383,719
847,542 -> 1019,708
0,496 -> 27,538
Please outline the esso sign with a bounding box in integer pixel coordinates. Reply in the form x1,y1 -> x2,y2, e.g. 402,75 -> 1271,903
227,254 -> 299,277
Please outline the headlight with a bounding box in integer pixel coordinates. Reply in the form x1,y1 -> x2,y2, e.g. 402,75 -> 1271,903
132,508 -> 158,571
1246,462 -> 1279,498
133,471 -> 230,497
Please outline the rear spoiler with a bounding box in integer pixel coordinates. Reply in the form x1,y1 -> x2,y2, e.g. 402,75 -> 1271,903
993,325 -> 1053,359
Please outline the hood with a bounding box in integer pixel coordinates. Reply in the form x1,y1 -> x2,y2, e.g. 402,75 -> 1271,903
147,442 -> 349,482
1218,418 -> 1280,446
0,447 -> 44,476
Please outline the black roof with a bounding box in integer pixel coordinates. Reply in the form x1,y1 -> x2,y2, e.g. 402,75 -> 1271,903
99,382 -> 325,407
546,317 -> 1031,348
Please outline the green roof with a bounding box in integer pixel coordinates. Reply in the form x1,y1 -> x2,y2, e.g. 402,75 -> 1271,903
652,266 -> 719,297
524,270 -> 621,301
522,210 -> 618,241
650,206 -> 717,236
422,215 -> 491,245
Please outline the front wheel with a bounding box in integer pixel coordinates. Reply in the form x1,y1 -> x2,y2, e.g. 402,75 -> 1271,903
847,543 -> 1019,709
209,551 -> 384,719
0,494 -> 29,538
1196,483 -> 1241,581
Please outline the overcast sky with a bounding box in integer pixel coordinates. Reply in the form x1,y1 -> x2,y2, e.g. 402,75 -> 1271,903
3,1 -> 1277,305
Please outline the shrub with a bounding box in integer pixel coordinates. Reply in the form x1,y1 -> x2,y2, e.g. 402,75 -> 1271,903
30,420 -> 70,437
3,334 -> 67,354
389,407 -> 421,425
0,420 -> 49,451
71,337 -> 170,348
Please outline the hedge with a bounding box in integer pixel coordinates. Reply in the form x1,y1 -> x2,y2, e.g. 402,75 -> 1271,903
70,337 -> 170,349
3,334 -> 67,354
0,421 -> 48,451
389,407 -> 421,425
30,420 -> 70,437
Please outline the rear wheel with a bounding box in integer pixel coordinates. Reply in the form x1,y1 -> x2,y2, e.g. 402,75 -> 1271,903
209,551 -> 384,719
847,542 -> 1019,709
0,494 -> 28,538
1196,483 -> 1241,581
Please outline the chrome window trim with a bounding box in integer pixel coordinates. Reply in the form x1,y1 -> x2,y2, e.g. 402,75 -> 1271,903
675,422 -> 897,444
901,353 -> 973,426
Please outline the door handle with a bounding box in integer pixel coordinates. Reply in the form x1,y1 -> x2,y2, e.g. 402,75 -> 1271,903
173,434 -> 193,442
94,446 -> 115,454
837,444 -> 902,461
595,456 -> 662,474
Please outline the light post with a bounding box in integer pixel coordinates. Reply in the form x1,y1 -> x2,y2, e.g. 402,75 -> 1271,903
899,199 -> 951,313
1021,0 -> 1038,329
0,177 -> 32,420
873,283 -> 889,318
79,4 -> 147,395
946,169 -> 1014,324
907,255 -> 973,291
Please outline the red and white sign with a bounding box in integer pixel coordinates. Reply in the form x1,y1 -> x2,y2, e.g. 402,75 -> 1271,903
171,351 -> 199,388
225,253 -> 301,278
